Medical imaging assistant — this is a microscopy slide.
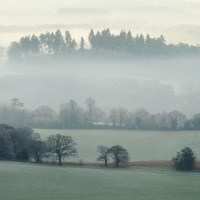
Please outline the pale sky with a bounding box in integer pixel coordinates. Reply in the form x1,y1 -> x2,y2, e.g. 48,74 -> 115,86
1,0 -> 200,46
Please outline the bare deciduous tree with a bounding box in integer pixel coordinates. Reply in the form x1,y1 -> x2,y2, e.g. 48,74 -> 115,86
109,109 -> 118,127
96,145 -> 110,167
86,97 -> 96,123
59,99 -> 84,128
118,108 -> 127,127
46,134 -> 77,165
34,106 -> 55,118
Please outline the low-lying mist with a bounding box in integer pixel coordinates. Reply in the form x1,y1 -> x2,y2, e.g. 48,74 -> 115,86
1,58 -> 200,117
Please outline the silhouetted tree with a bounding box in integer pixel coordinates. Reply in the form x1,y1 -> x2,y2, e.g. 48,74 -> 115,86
0,125 -> 14,159
93,107 -> 106,124
145,34 -> 151,55
168,110 -> 187,130
118,30 -> 126,51
29,140 -> 46,163
7,42 -> 21,60
109,145 -> 130,167
47,32 -> 55,54
172,147 -> 196,171
10,98 -> 24,108
16,148 -> 29,161
88,29 -> 95,49
52,29 -> 65,54
70,39 -> 77,53
59,100 -> 83,128
86,98 -> 96,123
191,113 -> 200,130
80,37 -> 85,53
126,30 -> 133,53
20,36 -> 31,55
109,109 -> 118,127
34,106 -> 54,118
118,108 -> 127,127
45,134 -> 77,165
30,35 -> 40,54
134,108 -> 150,129
96,145 -> 110,167
39,33 -> 46,54
10,127 -> 39,158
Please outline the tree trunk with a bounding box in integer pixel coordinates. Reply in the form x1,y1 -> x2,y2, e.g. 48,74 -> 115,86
59,156 -> 62,165
36,156 -> 40,163
116,161 -> 119,167
113,119 -> 116,127
105,159 -> 107,167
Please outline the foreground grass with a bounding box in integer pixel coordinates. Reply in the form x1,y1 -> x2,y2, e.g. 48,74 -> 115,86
0,161 -> 200,200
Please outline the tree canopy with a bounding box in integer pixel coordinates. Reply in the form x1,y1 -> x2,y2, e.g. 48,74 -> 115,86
7,28 -> 200,60
45,134 -> 77,165
172,147 -> 196,171
109,145 -> 130,167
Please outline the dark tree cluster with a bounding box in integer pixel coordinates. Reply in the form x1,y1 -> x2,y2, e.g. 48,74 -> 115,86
0,123 -> 131,167
0,124 -> 43,161
1,98 -> 200,131
7,28 -> 200,60
172,147 -> 196,171
97,145 -> 130,167
0,124 -> 77,165
88,29 -> 199,56
8,29 -> 85,59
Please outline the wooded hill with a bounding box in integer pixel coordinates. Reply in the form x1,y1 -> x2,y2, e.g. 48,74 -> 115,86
7,29 -> 200,60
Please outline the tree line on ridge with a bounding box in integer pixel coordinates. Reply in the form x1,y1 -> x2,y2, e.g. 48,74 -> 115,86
7,28 -> 200,60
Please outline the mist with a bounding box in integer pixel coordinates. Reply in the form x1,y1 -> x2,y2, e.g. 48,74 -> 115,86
1,0 -> 200,119
1,0 -> 200,46
1,58 -> 200,118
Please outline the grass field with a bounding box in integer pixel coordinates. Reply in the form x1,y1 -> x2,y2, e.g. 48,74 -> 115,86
35,129 -> 200,163
1,161 -> 200,200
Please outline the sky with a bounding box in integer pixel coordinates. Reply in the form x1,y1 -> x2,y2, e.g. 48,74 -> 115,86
1,0 -> 200,46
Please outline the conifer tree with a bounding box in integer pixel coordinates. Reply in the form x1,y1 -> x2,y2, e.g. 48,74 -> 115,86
52,29 -> 65,54
126,30 -> 133,53
39,33 -> 46,55
145,34 -> 151,55
65,30 -> 72,53
95,31 -> 101,49
20,36 -> 31,55
88,29 -> 95,49
118,30 -> 127,51
80,37 -> 85,52
30,35 -> 40,54
71,39 -> 77,53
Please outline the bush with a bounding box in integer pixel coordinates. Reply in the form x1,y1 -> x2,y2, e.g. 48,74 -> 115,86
172,147 -> 196,171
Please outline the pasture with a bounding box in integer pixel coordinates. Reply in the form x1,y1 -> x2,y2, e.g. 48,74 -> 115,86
0,161 -> 200,200
35,129 -> 200,163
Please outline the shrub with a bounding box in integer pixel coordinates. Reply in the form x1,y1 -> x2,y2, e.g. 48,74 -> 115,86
172,147 -> 196,171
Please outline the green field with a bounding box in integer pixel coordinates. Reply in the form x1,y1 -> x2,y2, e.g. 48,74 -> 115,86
0,161 -> 200,200
35,129 -> 200,163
